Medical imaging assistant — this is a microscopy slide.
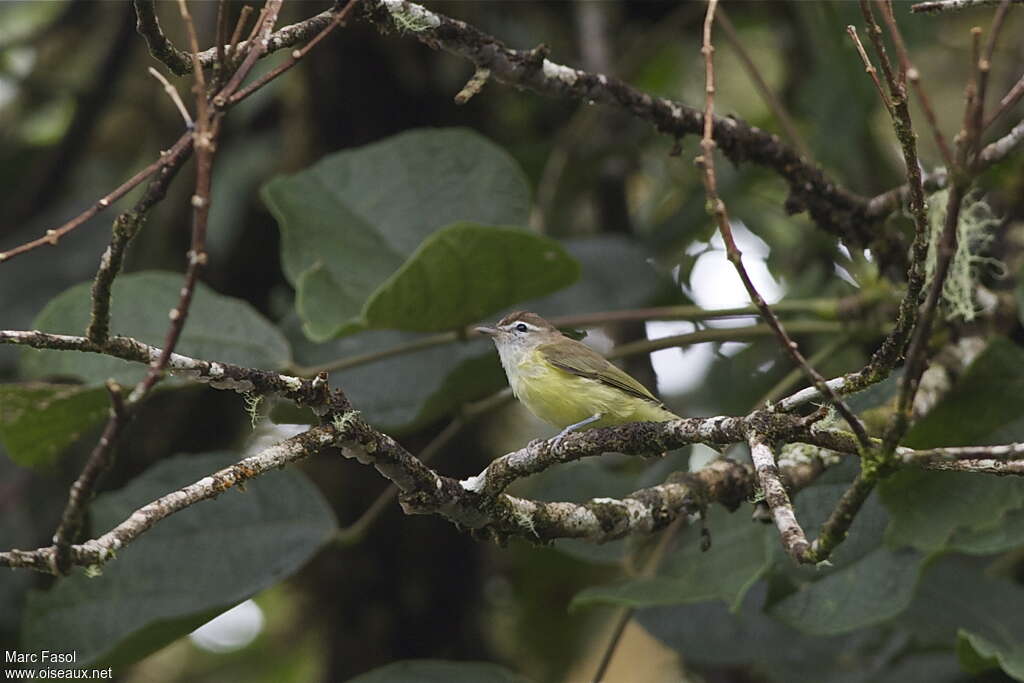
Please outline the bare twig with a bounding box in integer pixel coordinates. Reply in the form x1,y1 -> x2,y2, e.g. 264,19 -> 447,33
51,380 -> 126,574
922,458 -> 1024,474
454,67 -> 492,106
695,0 -> 872,451
148,67 -> 194,128
227,0 -> 358,106
362,0 -> 883,252
979,117 -> 1024,165
0,132 -> 192,263
226,5 -> 256,64
896,442 -> 1024,462
214,0 -> 228,86
717,8 -> 812,160
87,139 -> 193,343
846,26 -> 893,115
877,4 -> 956,169
856,2 -> 932,385
984,74 -> 1024,130
974,0 -> 1012,138
293,298 -> 875,377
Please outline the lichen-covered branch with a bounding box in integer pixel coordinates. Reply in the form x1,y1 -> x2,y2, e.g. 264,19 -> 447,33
0,329 -> 349,412
462,416 -> 749,498
135,2 -> 342,76
361,0 -> 885,251
5,325 -> 1024,572
911,0 -> 1022,13
1,425 -> 340,573
979,118 -> 1024,167
856,2 -> 931,381
133,0 -> 192,75
748,432 -> 811,562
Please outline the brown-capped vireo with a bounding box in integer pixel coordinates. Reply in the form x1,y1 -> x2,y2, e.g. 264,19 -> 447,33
476,311 -> 679,442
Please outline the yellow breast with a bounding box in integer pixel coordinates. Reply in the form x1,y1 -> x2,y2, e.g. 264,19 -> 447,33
510,348 -> 677,429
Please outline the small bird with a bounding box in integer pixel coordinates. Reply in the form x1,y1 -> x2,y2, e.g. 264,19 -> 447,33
476,311 -> 679,442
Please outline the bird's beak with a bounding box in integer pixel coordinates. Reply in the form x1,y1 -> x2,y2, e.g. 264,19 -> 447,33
475,325 -> 498,337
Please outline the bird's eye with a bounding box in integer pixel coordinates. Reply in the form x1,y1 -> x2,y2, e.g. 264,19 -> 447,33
515,323 -> 528,332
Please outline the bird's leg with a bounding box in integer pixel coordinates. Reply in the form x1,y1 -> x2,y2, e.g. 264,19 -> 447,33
552,413 -> 603,451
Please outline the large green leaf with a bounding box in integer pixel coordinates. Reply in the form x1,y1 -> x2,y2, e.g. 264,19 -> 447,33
571,505 -> 770,612
899,556 -> 1024,681
881,469 -> 1024,553
346,660 -> 529,683
768,547 -> 924,636
21,451 -> 337,668
882,338 -> 1024,555
263,127 -> 543,340
635,583 -> 965,683
288,236 -> 667,436
0,383 -> 109,467
20,272 -> 292,385
362,222 -> 579,332
286,321 -> 505,435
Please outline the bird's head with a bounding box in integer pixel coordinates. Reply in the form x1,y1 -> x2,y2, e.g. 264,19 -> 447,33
475,311 -> 562,355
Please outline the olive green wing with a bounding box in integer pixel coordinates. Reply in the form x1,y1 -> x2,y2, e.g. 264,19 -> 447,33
538,341 -> 663,405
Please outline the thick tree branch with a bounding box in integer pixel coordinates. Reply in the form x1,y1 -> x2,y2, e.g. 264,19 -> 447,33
4,327 -> 1024,573
748,432 -> 810,562
133,0 -> 192,75
2,425 -> 340,573
911,0 -> 1022,13
0,329 -> 349,412
361,0 -> 885,252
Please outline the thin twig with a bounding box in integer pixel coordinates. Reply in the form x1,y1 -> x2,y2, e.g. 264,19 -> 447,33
292,298 -> 879,376
859,2 -> 899,96
214,0 -> 228,86
979,117 -> 1024,166
857,2 -> 932,385
877,3 -> 956,169
227,0 -> 358,106
696,0 -> 873,451
974,0 -> 1012,140
717,8 -> 812,160
846,26 -> 893,115
984,73 -> 1024,130
454,67 -> 492,106
226,5 -> 255,65
51,380 -> 126,574
608,322 -> 858,360
0,132 -> 192,263
87,140 -> 193,343
148,67 -> 194,128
